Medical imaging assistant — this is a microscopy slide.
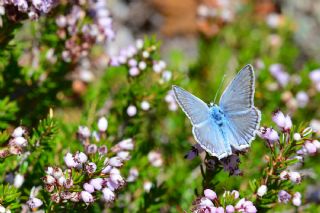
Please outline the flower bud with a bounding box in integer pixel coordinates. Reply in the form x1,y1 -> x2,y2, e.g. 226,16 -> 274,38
102,187 -> 115,202
204,189 -> 217,200
293,133 -> 301,141
278,190 -> 291,203
292,192 -> 301,206
83,183 -> 95,193
289,171 -> 301,184
12,127 -> 26,138
127,105 -> 137,117
85,162 -> 97,174
226,205 -> 235,213
98,117 -> 108,132
280,171 -> 289,180
81,191 -> 94,203
304,141 -> 317,155
14,174 -> 24,188
90,178 -> 103,191
27,197 -> 43,209
257,185 -> 267,197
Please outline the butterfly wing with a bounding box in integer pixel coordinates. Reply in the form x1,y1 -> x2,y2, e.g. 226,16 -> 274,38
219,64 -> 255,114
192,120 -> 232,159
219,65 -> 261,150
172,85 -> 209,126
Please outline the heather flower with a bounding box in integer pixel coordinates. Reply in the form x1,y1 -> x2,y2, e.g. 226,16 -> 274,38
288,171 -> 301,184
11,126 -> 26,138
74,152 -> 88,163
86,144 -> 98,154
85,162 -> 97,174
89,178 -> 103,191
64,153 -> 77,168
141,100 -> 150,111
97,117 -> 108,132
26,197 -> 43,209
292,192 -> 302,206
148,151 -> 163,167
293,133 -> 301,141
102,187 -> 115,202
204,189 -> 217,200
221,155 -> 241,175
226,205 -> 235,213
278,190 -> 292,203
13,173 -> 24,188
126,167 -> 139,182
127,105 -> 137,117
10,136 -> 27,147
272,110 -> 292,131
259,127 -> 279,144
296,91 -> 309,108
83,183 -> 95,193
304,141 -> 317,155
109,157 -> 123,167
143,181 -> 152,192
81,191 -> 94,204
269,64 -> 290,87
257,185 -> 267,197
280,170 -> 289,180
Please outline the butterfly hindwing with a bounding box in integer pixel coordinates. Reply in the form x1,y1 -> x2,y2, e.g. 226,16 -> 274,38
192,120 -> 232,159
172,86 -> 209,126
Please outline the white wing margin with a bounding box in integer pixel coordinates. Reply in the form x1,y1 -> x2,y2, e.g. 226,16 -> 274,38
172,85 -> 209,126
219,64 -> 255,114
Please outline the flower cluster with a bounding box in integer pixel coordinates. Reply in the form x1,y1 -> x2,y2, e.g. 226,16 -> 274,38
192,189 -> 257,213
257,110 -> 318,208
269,64 -> 290,87
0,0 -> 57,22
43,117 -> 137,205
164,90 -> 178,111
196,0 -> 241,37
110,38 -> 172,82
185,144 -> 242,176
0,126 -> 28,158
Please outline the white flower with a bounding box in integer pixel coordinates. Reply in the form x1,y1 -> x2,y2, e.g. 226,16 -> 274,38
141,101 -> 150,111
101,165 -> 112,174
289,171 -> 301,184
127,105 -> 137,117
129,67 -> 140,76
12,137 -> 27,147
117,151 -> 130,161
110,168 -> 124,185
136,39 -> 144,49
14,174 -> 24,188
27,197 -> 43,209
43,175 -> 55,185
75,152 -> 88,163
98,117 -> 108,132
142,51 -> 149,58
57,176 -> 66,186
81,191 -> 94,203
204,189 -> 217,200
257,185 -> 267,197
0,205 -> 5,213
85,162 -> 97,174
293,133 -> 301,141
148,151 -> 163,167
280,171 -> 289,180
12,127 -> 26,138
102,187 -> 115,202
292,192 -> 302,206
78,126 -> 91,138
143,181 -> 152,192
138,61 -> 147,70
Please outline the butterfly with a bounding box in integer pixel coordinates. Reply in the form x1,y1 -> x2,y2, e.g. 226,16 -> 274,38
172,64 -> 261,160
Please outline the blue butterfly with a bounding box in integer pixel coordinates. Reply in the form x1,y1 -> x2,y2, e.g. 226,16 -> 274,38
173,64 -> 261,159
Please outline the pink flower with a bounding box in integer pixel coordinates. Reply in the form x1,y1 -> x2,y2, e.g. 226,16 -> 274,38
109,157 -> 123,167
204,189 -> 217,200
127,167 -> 139,182
12,126 -> 26,138
102,187 -> 115,202
90,178 -> 103,191
280,170 -> 289,180
304,141 -> 317,155
257,185 -> 267,197
81,191 -> 94,203
288,171 -> 301,184
27,197 -> 43,209
85,162 -> 97,174
259,127 -> 279,143
83,183 -> 95,193
226,205 -> 235,213
148,151 -> 163,167
272,110 -> 292,131
278,190 -> 291,203
117,138 -> 134,151
110,168 -> 125,186
64,153 -> 77,168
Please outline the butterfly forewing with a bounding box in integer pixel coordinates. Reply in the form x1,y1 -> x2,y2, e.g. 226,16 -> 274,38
219,65 -> 255,114
219,65 -> 261,149
172,86 -> 209,126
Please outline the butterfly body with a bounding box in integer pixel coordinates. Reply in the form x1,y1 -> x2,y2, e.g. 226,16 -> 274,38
173,65 -> 261,159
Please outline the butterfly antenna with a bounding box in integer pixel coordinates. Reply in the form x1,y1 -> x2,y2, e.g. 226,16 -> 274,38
213,74 -> 226,103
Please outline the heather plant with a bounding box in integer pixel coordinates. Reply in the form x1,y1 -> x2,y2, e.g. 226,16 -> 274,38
0,1 -> 320,212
